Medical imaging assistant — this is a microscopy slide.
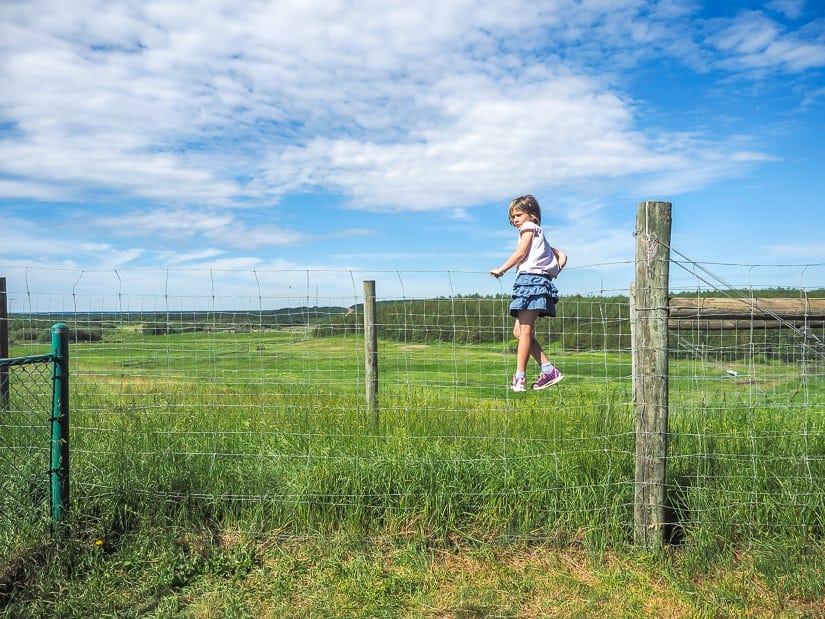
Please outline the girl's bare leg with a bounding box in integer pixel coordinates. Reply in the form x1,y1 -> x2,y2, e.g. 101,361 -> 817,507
513,315 -> 549,369
514,310 -> 540,373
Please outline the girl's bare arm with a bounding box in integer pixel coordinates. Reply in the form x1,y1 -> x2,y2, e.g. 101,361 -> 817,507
490,228 -> 533,278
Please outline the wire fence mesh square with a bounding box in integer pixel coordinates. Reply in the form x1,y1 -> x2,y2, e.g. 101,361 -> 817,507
0,361 -> 53,562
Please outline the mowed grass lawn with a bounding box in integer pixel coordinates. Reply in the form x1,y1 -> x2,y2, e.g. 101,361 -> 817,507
3,329 -> 825,616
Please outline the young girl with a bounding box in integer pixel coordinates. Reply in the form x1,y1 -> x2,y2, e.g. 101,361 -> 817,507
490,195 -> 565,392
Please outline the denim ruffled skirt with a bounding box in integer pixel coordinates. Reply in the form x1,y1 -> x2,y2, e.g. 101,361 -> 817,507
508,272 -> 559,318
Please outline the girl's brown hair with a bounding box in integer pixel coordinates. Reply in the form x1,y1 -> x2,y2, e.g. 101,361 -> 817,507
508,195 -> 541,226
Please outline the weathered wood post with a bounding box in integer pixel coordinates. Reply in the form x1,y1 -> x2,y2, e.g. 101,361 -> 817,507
364,280 -> 378,420
632,200 -> 672,547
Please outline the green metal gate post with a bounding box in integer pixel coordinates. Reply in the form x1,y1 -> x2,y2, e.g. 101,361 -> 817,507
50,323 -> 70,523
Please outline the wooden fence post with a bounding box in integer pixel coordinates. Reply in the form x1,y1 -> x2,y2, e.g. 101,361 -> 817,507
364,280 -> 378,420
632,201 -> 672,547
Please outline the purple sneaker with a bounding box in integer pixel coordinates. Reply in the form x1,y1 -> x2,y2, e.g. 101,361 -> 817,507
511,374 -> 526,392
531,367 -> 563,390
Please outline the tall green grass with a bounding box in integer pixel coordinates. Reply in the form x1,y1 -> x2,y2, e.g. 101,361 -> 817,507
67,380 -> 635,545
3,328 -> 824,560
41,331 -> 821,545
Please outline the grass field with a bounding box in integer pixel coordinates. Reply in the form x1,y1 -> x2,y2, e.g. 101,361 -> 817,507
2,326 -> 825,616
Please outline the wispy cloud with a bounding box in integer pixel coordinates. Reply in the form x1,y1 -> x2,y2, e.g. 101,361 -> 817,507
708,11 -> 825,73
0,216 -> 146,267
95,209 -> 235,239
766,240 -> 825,260
93,208 -> 304,248
767,0 -> 807,20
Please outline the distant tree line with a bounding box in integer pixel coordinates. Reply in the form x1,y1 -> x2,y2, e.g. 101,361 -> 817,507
311,293 -> 632,351
5,307 -> 347,344
6,320 -> 104,344
6,290 -> 823,362
313,289 -> 825,362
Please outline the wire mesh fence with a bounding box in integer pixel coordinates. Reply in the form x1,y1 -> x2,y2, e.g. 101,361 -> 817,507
0,262 -> 823,546
0,358 -> 54,564
665,261 -> 825,541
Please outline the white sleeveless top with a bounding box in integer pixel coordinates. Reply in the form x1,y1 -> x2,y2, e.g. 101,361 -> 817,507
517,221 -> 560,277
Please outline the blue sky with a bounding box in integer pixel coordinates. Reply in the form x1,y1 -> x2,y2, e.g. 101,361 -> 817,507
1,0 -> 824,307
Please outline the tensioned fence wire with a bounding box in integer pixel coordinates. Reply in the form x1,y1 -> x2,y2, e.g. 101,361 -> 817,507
2,262 -> 823,541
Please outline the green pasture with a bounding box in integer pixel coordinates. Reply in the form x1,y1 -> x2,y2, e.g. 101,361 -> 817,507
4,328 -> 824,547
3,326 -> 825,616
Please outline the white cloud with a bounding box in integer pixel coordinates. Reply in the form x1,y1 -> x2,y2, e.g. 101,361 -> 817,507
0,215 -> 145,267
263,67 -> 771,211
94,209 -> 234,239
154,248 -> 226,265
766,240 -> 825,260
90,207 -> 304,249
708,11 -> 825,73
767,0 -> 807,20
1,0 -> 802,216
0,178 -> 65,201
